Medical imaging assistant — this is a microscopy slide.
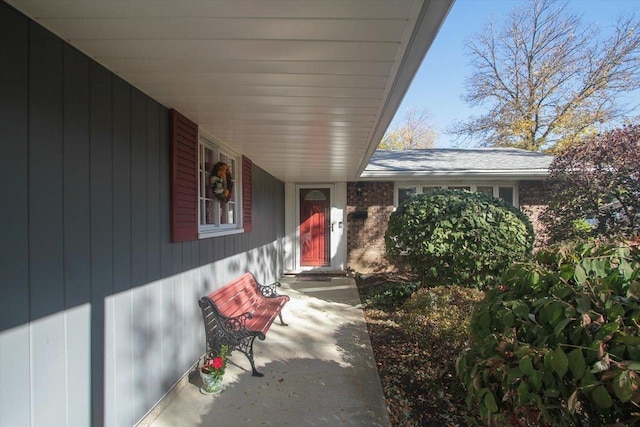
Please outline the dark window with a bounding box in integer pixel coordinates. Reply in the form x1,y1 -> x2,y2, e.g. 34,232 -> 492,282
499,186 -> 514,205
398,187 -> 416,205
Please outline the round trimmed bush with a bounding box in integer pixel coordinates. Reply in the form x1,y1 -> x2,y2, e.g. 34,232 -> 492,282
457,239 -> 640,426
385,189 -> 534,288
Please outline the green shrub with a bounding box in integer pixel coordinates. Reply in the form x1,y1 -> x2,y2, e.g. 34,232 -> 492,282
385,189 -> 534,288
362,281 -> 420,309
457,239 -> 640,426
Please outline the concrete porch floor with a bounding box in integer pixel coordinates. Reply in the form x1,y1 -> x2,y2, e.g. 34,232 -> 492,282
145,276 -> 391,427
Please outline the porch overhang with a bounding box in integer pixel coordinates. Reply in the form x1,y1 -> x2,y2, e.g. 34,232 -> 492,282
6,0 -> 454,183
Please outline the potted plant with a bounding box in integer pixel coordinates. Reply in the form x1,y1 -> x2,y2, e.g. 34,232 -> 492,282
199,345 -> 228,394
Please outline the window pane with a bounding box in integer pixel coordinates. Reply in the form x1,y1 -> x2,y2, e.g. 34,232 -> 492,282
201,199 -> 217,225
477,186 -> 493,196
199,135 -> 240,232
499,186 -> 514,205
225,202 -> 236,224
226,157 -> 236,203
449,186 -> 471,192
398,187 -> 416,205
421,186 -> 441,194
200,145 -> 217,226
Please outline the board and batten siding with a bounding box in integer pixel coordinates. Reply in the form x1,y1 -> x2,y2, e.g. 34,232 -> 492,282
0,3 -> 285,426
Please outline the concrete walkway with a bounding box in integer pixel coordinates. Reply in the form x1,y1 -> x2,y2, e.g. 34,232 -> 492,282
146,275 -> 391,427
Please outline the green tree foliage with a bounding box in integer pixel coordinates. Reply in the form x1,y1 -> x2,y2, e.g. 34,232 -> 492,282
542,124 -> 640,243
384,189 -> 533,288
457,239 -> 640,426
379,107 -> 437,149
452,0 -> 640,152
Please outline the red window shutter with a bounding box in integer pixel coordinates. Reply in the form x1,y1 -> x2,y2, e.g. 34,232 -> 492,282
242,155 -> 252,232
170,109 -> 198,242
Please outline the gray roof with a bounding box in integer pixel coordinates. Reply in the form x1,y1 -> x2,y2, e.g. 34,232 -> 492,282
361,148 -> 553,179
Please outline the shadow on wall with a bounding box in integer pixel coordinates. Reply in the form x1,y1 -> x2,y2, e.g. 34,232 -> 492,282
128,243 -> 283,425
225,242 -> 281,285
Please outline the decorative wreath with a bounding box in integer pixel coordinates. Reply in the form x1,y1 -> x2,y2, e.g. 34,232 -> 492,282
210,162 -> 234,203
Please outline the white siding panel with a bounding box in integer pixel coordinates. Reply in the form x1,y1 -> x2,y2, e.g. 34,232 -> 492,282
161,276 -> 179,381
0,325 -> 31,426
30,313 -> 66,427
8,0 -> 416,20
104,296 -> 116,427
72,39 -> 399,62
65,304 -> 91,427
96,57 -> 394,77
175,274 -> 187,373
332,182 -> 347,270
113,292 -> 134,427
142,84 -> 385,99
181,271 -> 198,368
147,281 -> 163,405
188,269 -> 202,364
131,285 -> 151,421
38,18 -> 408,42
121,72 -> 389,91
284,182 -> 297,272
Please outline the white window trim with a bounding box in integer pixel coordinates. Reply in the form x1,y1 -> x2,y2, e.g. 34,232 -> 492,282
198,129 -> 244,238
394,181 -> 519,208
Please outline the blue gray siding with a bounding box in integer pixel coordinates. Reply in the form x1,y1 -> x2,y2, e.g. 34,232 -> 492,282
0,3 -> 285,426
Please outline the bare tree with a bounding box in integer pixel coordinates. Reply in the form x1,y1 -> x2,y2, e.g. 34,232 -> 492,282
379,107 -> 438,149
452,0 -> 640,152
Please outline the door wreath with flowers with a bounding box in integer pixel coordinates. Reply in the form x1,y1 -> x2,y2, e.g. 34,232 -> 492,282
210,162 -> 234,204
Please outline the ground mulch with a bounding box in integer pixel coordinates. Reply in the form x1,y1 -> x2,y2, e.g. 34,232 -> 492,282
355,272 -> 484,427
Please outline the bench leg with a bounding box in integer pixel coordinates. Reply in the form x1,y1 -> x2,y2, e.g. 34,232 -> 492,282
238,336 -> 264,377
278,312 -> 288,326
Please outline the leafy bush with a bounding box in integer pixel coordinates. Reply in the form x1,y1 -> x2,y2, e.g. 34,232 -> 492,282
385,189 -> 534,288
542,124 -> 640,243
362,281 -> 420,309
457,239 -> 640,426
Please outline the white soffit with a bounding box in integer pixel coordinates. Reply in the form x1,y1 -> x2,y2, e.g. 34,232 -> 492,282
7,0 -> 454,183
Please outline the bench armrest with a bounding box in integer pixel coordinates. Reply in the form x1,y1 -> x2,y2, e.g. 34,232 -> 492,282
199,297 -> 262,340
224,311 -> 253,333
257,281 -> 285,298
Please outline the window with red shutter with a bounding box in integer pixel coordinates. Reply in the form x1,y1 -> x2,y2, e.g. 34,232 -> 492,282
170,109 -> 198,242
170,110 -> 251,240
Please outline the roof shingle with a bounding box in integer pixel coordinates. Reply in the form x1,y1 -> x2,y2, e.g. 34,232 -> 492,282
362,148 -> 553,179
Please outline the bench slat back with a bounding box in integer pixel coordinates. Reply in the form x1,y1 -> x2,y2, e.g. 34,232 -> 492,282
208,273 -> 264,318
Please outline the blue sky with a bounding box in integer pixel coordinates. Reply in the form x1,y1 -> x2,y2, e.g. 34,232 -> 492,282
395,0 -> 640,148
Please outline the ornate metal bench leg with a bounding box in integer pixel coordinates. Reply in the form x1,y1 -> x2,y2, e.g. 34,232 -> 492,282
239,336 -> 264,377
249,359 -> 263,377
278,312 -> 288,326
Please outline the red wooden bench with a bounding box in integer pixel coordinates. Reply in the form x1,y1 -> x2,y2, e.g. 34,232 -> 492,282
198,272 -> 290,377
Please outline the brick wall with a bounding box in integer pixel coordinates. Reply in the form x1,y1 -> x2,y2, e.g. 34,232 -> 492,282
346,180 -> 553,273
346,181 -> 396,273
519,180 -> 551,248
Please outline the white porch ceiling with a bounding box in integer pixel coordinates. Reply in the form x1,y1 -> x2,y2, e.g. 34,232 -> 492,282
7,0 -> 453,183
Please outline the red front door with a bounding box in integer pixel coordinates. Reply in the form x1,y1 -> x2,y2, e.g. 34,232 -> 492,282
299,188 -> 330,267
